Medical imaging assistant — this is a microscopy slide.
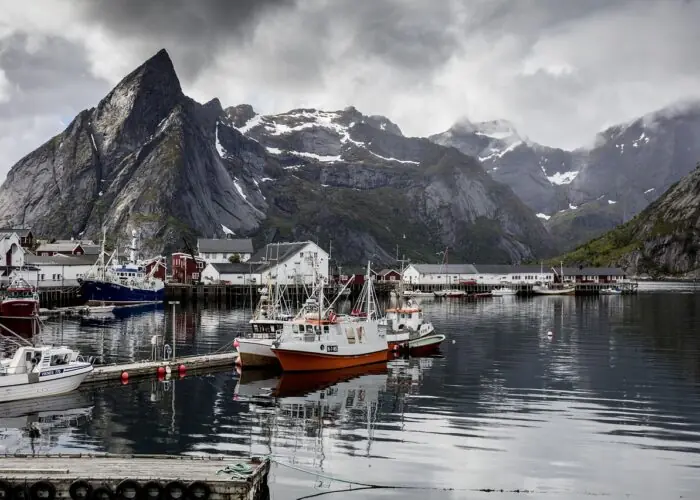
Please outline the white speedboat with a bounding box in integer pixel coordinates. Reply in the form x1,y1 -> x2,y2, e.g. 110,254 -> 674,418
0,345 -> 94,403
433,289 -> 466,298
600,287 -> 623,295
379,298 -> 437,351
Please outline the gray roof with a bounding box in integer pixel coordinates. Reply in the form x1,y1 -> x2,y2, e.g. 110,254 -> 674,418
0,228 -> 32,238
81,244 -> 102,255
209,262 -> 254,274
35,242 -> 83,253
197,238 -> 254,254
473,265 -> 551,275
561,266 -> 626,276
249,242 -> 312,271
378,269 -> 400,276
25,254 -> 98,266
409,264 -> 478,275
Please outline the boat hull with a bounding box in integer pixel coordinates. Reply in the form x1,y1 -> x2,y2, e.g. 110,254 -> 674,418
408,334 -> 446,355
1,299 -> 39,318
80,280 -> 164,305
271,348 -> 388,372
0,366 -> 93,403
532,287 -> 575,295
237,338 -> 279,367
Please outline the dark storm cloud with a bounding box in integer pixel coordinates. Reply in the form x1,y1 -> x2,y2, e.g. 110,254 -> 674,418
77,0 -> 298,79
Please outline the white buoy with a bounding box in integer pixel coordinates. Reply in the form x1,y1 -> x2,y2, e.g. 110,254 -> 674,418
547,331 -> 553,338
452,339 -> 456,344
165,365 -> 172,374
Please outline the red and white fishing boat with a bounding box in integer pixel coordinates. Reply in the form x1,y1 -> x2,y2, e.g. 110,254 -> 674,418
271,262 -> 388,372
1,277 -> 39,318
0,277 -> 40,337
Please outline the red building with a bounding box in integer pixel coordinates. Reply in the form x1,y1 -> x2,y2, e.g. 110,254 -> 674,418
334,267 -> 378,286
143,256 -> 167,280
378,269 -> 401,281
171,252 -> 206,283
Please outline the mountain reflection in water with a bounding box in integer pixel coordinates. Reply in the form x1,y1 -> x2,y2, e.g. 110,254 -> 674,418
1,292 -> 700,498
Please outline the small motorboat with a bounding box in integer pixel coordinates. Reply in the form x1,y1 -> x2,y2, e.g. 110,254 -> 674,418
492,286 -> 518,296
600,287 -> 623,295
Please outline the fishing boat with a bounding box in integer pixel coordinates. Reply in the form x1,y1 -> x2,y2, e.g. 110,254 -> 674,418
600,286 -> 623,295
271,262 -> 387,371
0,342 -> 94,403
403,289 -> 433,297
236,276 -> 294,367
532,262 -> 575,295
0,277 -> 41,337
492,284 -> 518,296
79,228 -> 165,305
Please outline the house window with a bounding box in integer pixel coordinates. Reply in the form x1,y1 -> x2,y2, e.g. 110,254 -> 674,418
52,274 -> 61,281
192,273 -> 200,280
197,261 -> 204,269
39,274 -> 45,281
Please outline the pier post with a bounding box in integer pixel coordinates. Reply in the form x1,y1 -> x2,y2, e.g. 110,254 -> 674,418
169,300 -> 180,360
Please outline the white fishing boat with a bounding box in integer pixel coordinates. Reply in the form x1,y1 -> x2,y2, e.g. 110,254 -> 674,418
271,262 -> 387,372
533,262 -> 575,295
403,289 -> 433,297
600,287 -> 623,295
492,284 -> 518,296
433,289 -> 466,298
0,344 -> 94,403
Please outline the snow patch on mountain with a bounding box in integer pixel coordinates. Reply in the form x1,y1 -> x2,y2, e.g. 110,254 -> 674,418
536,213 -> 551,221
545,170 -> 579,185
479,141 -> 523,162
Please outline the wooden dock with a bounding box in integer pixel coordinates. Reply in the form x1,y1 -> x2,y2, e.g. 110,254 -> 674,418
0,454 -> 270,500
87,352 -> 239,383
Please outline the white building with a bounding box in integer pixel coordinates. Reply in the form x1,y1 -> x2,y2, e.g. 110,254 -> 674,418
471,265 -> 554,285
197,238 -> 254,263
402,264 -> 478,286
201,263 -> 260,285
0,232 -> 25,269
11,254 -> 99,288
199,241 -> 329,286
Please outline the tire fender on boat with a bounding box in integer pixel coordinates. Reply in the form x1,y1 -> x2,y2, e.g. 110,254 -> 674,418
29,481 -> 56,500
12,484 -> 29,500
69,480 -> 93,500
115,480 -> 141,500
186,482 -> 211,500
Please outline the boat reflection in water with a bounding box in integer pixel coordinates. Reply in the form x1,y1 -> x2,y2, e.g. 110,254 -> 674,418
0,391 -> 94,454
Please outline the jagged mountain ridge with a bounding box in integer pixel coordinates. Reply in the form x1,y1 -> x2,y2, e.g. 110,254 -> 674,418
431,104 -> 700,251
0,49 -> 554,265
559,165 -> 700,276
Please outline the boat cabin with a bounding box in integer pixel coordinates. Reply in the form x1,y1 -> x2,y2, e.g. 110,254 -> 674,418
0,346 -> 77,375
384,303 -> 424,332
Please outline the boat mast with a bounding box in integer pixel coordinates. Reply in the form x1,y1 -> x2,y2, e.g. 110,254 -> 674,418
365,260 -> 372,319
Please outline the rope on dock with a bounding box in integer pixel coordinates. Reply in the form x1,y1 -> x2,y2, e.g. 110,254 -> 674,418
216,462 -> 256,480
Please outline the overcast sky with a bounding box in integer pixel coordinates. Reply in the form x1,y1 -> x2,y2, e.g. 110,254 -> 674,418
1,0 -> 700,181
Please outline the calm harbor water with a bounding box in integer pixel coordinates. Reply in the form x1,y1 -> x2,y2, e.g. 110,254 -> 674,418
2,284 -> 700,499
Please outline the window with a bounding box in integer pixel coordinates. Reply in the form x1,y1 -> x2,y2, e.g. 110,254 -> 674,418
197,261 -> 204,269
39,274 -> 45,281
192,273 -> 200,279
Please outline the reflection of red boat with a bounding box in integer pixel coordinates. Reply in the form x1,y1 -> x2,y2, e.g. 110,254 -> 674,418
0,277 -> 40,337
274,362 -> 387,398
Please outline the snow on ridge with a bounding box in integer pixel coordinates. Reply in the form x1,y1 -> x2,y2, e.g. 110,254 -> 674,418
233,179 -> 248,202
237,114 -> 263,134
546,170 -> 579,185
215,123 -> 226,158
569,203 -> 578,210
478,140 -> 523,162
260,177 -> 275,182
644,187 -> 655,194
367,150 -> 419,165
295,151 -> 341,162
536,213 -> 551,221
608,200 -> 617,204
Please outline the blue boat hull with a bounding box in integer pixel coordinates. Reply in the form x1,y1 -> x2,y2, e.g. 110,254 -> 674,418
80,280 -> 164,305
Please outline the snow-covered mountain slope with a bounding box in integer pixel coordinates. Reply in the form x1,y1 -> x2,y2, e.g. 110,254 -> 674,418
432,103 -> 700,250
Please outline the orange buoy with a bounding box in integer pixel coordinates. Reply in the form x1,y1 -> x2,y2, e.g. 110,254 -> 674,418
178,364 -> 186,374
121,371 -> 129,384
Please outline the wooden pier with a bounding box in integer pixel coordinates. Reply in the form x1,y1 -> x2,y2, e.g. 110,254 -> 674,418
0,454 -> 270,500
401,281 -> 639,296
86,352 -> 240,384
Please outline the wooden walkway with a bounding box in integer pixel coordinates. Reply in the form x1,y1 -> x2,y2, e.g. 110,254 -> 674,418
87,352 -> 239,383
0,454 -> 270,500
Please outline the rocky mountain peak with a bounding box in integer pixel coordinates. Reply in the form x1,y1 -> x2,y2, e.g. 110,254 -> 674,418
226,104 -> 257,128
